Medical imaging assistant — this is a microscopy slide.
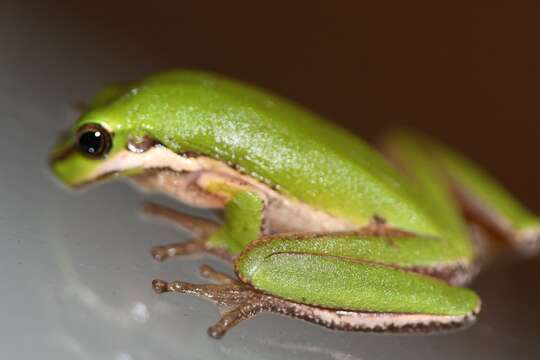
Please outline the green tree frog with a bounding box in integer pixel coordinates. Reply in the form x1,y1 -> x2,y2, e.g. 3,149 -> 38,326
49,70 -> 540,339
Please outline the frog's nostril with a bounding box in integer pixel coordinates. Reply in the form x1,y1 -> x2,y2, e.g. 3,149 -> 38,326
127,134 -> 155,153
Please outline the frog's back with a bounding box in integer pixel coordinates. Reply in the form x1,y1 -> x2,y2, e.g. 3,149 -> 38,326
99,70 -> 441,236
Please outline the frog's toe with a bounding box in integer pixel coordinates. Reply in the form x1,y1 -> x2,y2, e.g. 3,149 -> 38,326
142,202 -> 219,237
199,265 -> 241,285
152,279 -> 169,293
150,246 -> 169,261
150,239 -> 208,261
206,301 -> 263,339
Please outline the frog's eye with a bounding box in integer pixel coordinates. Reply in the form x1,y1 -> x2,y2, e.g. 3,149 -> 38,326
76,124 -> 112,158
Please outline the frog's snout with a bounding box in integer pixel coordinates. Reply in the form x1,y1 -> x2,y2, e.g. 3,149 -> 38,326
49,138 -> 97,189
49,143 -> 76,166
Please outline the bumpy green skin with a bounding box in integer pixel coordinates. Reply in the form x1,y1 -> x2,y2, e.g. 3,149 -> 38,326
236,234 -> 480,314
53,70 -> 455,240
50,70 -> 540,320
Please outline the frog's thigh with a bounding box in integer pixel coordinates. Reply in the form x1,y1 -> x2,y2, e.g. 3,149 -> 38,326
239,252 -> 480,318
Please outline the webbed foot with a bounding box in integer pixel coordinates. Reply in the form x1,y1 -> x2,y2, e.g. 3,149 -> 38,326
152,265 -> 267,339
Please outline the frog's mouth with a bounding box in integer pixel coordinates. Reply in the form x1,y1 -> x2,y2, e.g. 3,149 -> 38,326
49,135 -> 201,188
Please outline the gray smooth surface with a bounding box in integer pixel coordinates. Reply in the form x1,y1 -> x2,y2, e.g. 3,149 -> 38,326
2,3 -> 539,359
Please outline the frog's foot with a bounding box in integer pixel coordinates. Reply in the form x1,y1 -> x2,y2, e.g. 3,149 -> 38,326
142,202 -> 228,261
152,265 -> 264,338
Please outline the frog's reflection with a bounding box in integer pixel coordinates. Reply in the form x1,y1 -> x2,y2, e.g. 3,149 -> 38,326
45,213 -> 206,359
255,339 -> 362,360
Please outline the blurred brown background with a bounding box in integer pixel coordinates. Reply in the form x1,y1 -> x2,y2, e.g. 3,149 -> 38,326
7,1 -> 538,213
23,0 -> 539,210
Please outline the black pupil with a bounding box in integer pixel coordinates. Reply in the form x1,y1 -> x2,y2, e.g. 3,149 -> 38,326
79,130 -> 103,155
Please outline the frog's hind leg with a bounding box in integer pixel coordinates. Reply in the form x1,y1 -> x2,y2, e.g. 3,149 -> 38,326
382,129 -> 540,255
152,263 -> 478,339
142,202 -> 227,261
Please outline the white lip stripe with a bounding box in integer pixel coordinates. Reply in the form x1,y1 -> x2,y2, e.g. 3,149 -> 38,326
92,146 -> 202,176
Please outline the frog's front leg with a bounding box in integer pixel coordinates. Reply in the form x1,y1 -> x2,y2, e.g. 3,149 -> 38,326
146,188 -> 266,261
144,203 -> 221,261
153,232 -> 481,338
